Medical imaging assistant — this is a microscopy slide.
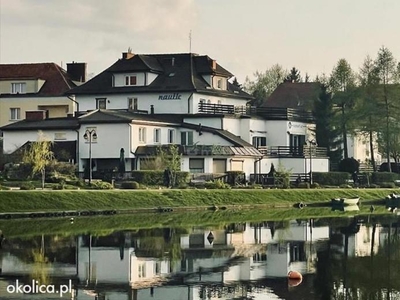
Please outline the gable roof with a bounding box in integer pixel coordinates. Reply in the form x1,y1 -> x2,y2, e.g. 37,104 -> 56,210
0,63 -> 77,97
261,82 -> 321,110
68,53 -> 252,100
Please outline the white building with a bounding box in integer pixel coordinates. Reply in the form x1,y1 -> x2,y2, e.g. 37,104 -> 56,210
1,52 -> 330,180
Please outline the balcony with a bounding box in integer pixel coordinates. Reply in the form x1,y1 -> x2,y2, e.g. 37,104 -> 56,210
257,146 -> 327,158
197,103 -> 314,122
198,102 -> 235,114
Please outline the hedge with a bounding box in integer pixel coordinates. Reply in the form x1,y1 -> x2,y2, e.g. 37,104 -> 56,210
131,171 -> 190,186
371,172 -> 400,184
313,172 -> 350,186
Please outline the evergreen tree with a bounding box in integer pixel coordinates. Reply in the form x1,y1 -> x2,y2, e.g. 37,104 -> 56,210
284,67 -> 302,83
329,58 -> 357,159
313,84 -> 342,167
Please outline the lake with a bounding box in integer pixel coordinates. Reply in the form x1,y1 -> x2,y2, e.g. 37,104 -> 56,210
0,211 -> 399,299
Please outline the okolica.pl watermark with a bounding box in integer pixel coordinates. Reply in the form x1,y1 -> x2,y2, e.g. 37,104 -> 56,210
6,279 -> 73,297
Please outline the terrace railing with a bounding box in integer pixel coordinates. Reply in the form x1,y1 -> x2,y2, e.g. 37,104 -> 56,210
257,146 -> 327,158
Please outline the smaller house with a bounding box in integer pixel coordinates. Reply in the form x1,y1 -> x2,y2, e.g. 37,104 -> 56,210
0,62 -> 86,129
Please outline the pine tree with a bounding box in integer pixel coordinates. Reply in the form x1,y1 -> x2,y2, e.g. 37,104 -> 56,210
284,67 -> 302,83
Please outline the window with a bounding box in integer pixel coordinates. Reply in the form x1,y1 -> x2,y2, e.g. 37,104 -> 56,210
168,129 -> 175,143
139,127 -> 146,143
10,108 -> 21,120
11,83 -> 26,94
125,75 -> 137,86
154,128 -> 161,143
189,158 -> 204,173
138,263 -> 146,278
128,98 -> 138,110
181,131 -> 193,146
217,79 -> 222,89
252,137 -> 267,148
96,98 -> 106,109
54,133 -> 66,140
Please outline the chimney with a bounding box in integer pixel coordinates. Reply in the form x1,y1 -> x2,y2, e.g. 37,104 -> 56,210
150,105 -> 154,115
211,59 -> 217,70
25,110 -> 47,121
122,52 -> 135,60
67,62 -> 87,82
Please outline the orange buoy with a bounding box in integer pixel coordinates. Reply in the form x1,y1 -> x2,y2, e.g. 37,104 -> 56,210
288,271 -> 303,287
288,270 -> 302,280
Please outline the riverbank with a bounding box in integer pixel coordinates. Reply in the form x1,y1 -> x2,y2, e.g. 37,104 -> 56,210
0,188 -> 396,213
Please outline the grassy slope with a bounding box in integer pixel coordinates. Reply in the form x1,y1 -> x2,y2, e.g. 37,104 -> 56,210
0,188 -> 396,213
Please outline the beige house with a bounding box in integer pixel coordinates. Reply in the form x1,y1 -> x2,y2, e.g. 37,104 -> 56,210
0,62 -> 86,128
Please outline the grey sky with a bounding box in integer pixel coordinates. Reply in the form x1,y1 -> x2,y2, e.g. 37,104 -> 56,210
1,0 -> 399,83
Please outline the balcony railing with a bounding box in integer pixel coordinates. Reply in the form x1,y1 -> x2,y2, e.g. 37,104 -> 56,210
198,103 -> 235,114
257,146 -> 327,158
197,103 -> 314,122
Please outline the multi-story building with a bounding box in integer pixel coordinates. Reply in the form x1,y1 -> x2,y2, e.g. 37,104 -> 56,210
1,52 -> 330,179
0,62 -> 86,128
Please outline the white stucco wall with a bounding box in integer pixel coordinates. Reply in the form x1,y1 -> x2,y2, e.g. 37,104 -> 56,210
3,129 -> 77,153
265,121 -> 289,146
78,247 -> 134,283
183,116 -> 223,129
79,123 -> 130,159
76,92 -> 192,113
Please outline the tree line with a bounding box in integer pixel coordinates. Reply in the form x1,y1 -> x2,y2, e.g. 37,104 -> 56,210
244,46 -> 400,171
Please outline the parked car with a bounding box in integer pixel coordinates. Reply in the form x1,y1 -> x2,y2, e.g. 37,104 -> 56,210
379,162 -> 400,173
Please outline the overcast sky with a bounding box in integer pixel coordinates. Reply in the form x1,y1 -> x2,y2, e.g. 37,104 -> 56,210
1,0 -> 400,83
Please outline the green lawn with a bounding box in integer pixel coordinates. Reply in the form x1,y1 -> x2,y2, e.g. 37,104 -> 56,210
0,188 -> 396,213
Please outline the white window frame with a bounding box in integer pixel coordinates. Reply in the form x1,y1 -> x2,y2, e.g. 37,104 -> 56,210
96,98 -> 107,109
10,108 -> 21,120
168,129 -> 175,143
11,83 -> 26,94
139,127 -> 146,143
154,128 -> 161,143
128,97 -> 138,110
125,75 -> 137,86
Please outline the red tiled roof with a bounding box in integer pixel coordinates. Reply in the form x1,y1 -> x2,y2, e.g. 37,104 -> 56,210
261,82 -> 321,110
0,63 -> 76,96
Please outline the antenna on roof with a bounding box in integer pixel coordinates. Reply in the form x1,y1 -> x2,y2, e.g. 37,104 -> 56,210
189,30 -> 192,53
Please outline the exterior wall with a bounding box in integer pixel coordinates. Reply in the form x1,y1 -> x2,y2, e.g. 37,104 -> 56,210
0,79 -> 44,94
247,119 -> 267,145
147,72 -> 158,85
79,123 -> 130,161
75,93 -> 191,113
222,118 -> 242,136
265,120 -> 289,146
0,96 -> 74,127
78,246 -> 134,283
3,129 -> 77,153
347,133 -> 382,165
183,116 -> 223,129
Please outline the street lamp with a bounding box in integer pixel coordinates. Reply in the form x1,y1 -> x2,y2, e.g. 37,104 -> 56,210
83,129 -> 97,185
308,139 -> 317,185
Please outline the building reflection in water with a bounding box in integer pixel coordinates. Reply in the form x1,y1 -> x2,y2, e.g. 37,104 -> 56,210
1,216 -> 400,299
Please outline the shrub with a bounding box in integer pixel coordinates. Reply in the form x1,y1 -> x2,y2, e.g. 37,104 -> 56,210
131,171 -> 189,186
297,182 -> 310,189
121,181 -> 140,189
249,184 -> 263,189
372,172 -> 400,184
226,171 -> 245,185
313,172 -> 350,185
380,182 -> 396,188
52,183 -> 65,190
91,181 -> 114,190
204,179 -> 229,189
310,182 -> 320,189
339,184 -> 353,189
339,157 -> 360,173
0,185 -> 10,190
19,182 -> 36,190
369,183 -> 380,188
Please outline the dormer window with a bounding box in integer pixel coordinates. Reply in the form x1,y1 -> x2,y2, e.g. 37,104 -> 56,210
125,75 -> 137,86
217,79 -> 222,89
11,83 -> 26,94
